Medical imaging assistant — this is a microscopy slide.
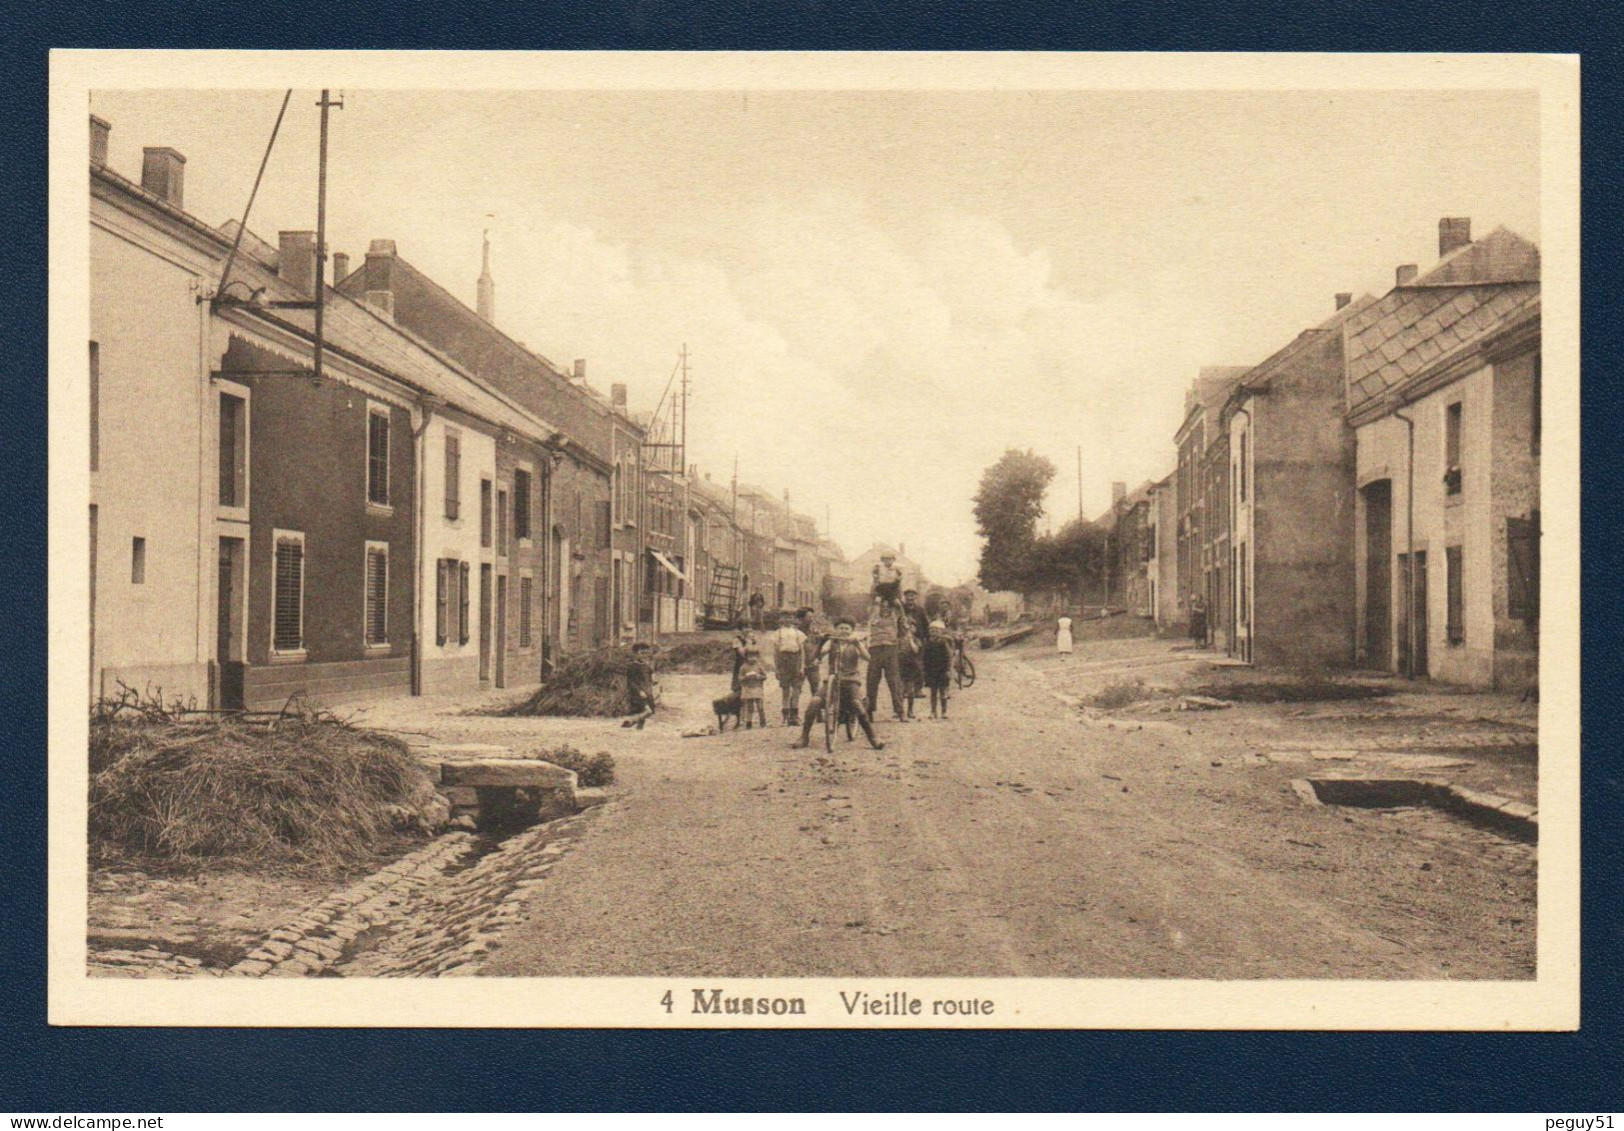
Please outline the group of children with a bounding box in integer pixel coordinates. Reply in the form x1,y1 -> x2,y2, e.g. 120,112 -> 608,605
619,550 -> 965,748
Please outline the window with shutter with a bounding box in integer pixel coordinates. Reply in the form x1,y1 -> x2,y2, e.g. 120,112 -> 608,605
436,559 -> 449,645
459,561 -> 471,645
1507,514 -> 1540,622
1446,545 -> 1464,645
365,542 -> 389,646
514,469 -> 532,541
1444,401 -> 1463,496
218,393 -> 247,507
496,489 -> 509,556
519,576 -> 533,647
273,532 -> 305,653
480,479 -> 492,547
367,407 -> 391,506
444,432 -> 461,520
596,500 -> 612,548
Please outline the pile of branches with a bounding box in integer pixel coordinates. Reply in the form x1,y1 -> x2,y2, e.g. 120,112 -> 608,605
89,688 -> 438,875
494,648 -> 632,717
657,638 -> 735,674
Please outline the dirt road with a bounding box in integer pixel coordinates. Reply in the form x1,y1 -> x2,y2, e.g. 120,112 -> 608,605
477,638 -> 1535,979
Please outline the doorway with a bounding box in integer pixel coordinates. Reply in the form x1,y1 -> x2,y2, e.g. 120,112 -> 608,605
495,574 -> 508,688
216,536 -> 246,710
1362,480 -> 1392,668
478,563 -> 492,682
1397,550 -> 1429,678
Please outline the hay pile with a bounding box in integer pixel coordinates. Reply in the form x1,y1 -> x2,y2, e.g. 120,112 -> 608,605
658,638 -> 735,674
90,697 -> 439,875
496,647 -> 633,717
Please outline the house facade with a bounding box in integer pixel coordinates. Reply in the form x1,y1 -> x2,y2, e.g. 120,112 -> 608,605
1345,221 -> 1540,690
1220,293 -> 1372,667
1149,473 -> 1178,630
1173,366 -> 1249,649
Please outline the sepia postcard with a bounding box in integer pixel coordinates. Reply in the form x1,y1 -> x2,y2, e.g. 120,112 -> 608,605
48,49 -> 1579,1028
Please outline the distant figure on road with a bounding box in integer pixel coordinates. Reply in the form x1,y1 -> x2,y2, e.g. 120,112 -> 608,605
794,617 -> 884,751
748,590 -> 766,630
771,616 -> 808,727
1189,594 -> 1208,646
621,642 -> 658,729
1057,614 -> 1074,655
922,619 -> 953,719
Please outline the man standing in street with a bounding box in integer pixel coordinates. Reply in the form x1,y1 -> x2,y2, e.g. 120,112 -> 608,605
866,595 -> 907,723
899,589 -> 931,720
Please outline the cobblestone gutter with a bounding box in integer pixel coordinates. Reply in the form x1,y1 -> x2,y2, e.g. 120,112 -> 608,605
88,804 -> 603,979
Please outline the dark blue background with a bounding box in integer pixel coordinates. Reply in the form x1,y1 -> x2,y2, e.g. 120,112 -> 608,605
5,2 -> 1619,1112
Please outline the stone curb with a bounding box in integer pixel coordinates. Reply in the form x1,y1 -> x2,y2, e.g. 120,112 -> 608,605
1290,777 -> 1537,839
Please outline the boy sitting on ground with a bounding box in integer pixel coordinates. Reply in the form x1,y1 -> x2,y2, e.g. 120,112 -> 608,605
621,642 -> 658,729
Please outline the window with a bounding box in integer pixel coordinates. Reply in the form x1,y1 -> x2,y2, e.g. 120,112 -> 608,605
273,531 -> 305,654
1507,512 -> 1540,622
459,561 -> 471,645
436,558 -> 460,646
596,500 -> 612,549
367,405 -> 391,507
519,575 -> 533,647
90,342 -> 100,473
479,479 -> 493,547
1446,545 -> 1464,645
513,468 -> 533,541
131,537 -> 146,584
496,489 -> 509,555
444,431 -> 461,520
364,542 -> 389,647
219,392 -> 247,508
1237,431 -> 1248,503
1444,401 -> 1463,496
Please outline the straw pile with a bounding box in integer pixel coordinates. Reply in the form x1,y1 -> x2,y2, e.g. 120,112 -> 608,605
89,696 -> 438,875
495,638 -> 736,717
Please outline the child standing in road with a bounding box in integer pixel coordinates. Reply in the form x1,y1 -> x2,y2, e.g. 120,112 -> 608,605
922,619 -> 953,719
738,646 -> 768,729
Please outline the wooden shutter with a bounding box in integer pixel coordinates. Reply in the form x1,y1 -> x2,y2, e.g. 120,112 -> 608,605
519,577 -> 533,647
274,537 -> 304,651
1507,513 -> 1540,621
368,411 -> 390,505
514,470 -> 532,540
444,433 -> 460,520
365,546 -> 389,646
480,480 -> 492,547
436,559 -> 448,645
1446,546 -> 1464,644
459,561 -> 471,644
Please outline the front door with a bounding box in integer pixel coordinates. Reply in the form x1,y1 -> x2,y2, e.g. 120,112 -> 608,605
1397,550 -> 1429,678
478,563 -> 492,682
495,574 -> 508,689
216,537 -> 245,710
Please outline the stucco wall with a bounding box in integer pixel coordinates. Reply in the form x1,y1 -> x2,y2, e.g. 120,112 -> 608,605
1489,346 -> 1540,690
422,413 -> 496,694
90,222 -> 212,704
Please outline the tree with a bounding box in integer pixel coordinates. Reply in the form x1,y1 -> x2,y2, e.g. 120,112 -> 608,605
1032,518 -> 1107,604
973,450 -> 1055,592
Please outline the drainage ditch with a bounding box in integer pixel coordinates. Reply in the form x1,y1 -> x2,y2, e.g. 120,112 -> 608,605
1301,777 -> 1537,844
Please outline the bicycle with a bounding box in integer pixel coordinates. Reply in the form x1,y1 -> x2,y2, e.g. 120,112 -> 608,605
953,639 -> 977,689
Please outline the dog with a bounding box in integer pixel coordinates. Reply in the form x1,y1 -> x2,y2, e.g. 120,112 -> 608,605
712,691 -> 742,731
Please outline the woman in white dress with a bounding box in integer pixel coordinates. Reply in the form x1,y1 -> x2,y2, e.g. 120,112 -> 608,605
1056,615 -> 1074,655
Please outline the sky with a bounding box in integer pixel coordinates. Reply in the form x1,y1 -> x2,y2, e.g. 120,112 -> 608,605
88,87 -> 1539,584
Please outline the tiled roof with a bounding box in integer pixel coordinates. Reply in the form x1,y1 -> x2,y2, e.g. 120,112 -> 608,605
1343,227 -> 1540,415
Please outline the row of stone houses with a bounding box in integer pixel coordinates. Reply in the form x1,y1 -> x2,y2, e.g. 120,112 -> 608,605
1141,218 -> 1540,690
87,114 -> 842,710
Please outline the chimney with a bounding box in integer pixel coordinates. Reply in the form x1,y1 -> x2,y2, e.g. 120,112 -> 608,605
331,251 -> 350,283
278,231 -> 318,295
1335,292 -> 1353,310
477,230 -> 495,323
363,239 -> 397,318
611,383 -> 628,410
1439,217 -> 1472,258
89,115 -> 110,166
140,146 -> 186,208
1112,480 -> 1127,508
573,359 -> 587,383
1396,264 -> 1418,286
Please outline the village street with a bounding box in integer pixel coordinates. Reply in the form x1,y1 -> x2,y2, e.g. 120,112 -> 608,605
337,633 -> 1538,981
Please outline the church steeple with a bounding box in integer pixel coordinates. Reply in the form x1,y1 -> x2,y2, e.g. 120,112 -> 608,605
476,229 -> 495,323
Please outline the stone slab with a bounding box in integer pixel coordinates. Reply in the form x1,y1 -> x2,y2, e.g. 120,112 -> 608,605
438,758 -> 578,793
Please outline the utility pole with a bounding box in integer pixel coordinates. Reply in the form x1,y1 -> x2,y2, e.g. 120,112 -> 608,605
312,89 -> 344,384
1076,446 -> 1083,523
678,343 -> 689,477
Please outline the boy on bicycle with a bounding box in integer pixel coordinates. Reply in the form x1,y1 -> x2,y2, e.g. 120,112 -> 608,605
792,617 -> 885,751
